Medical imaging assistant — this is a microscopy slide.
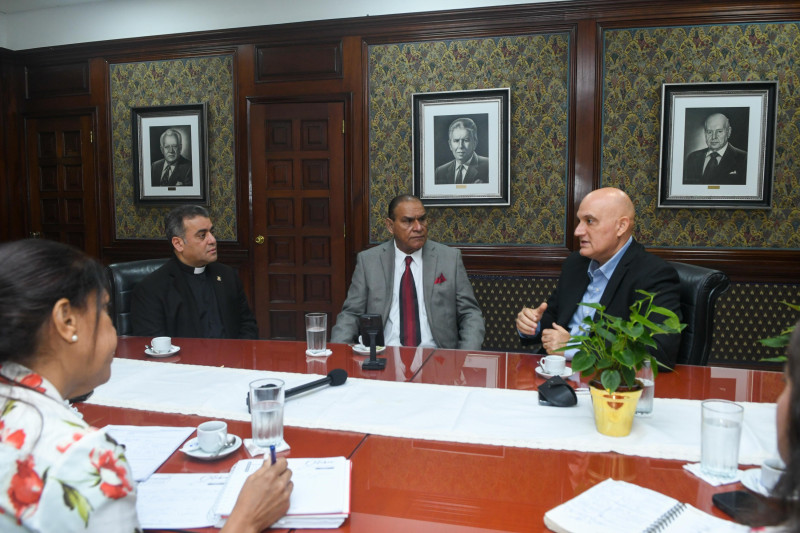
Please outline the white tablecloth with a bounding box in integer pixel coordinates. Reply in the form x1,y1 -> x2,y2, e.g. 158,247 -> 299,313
87,358 -> 778,465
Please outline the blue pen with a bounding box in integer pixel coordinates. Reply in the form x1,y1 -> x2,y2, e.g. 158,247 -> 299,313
269,444 -> 276,465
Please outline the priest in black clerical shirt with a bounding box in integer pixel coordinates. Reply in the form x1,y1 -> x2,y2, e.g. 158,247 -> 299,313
130,205 -> 259,339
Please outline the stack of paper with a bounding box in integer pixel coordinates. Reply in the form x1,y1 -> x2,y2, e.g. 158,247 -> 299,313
214,457 -> 351,529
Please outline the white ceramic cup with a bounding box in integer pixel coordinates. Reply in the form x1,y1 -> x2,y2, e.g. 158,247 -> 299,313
151,336 -> 172,354
197,420 -> 228,453
541,355 -> 566,375
761,456 -> 786,492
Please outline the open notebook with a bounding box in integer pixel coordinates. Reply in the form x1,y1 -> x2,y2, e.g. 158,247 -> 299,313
544,478 -> 749,533
214,457 -> 351,529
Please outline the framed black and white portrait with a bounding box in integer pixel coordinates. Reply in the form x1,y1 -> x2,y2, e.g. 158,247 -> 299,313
412,88 -> 510,207
658,82 -> 777,209
131,103 -> 209,205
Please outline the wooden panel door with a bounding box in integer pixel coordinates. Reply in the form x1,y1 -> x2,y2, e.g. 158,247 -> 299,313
25,115 -> 97,256
250,101 -> 346,340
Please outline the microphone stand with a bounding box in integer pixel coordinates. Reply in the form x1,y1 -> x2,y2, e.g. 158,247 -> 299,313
361,330 -> 386,370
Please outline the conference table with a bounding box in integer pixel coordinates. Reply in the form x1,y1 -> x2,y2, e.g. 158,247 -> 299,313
77,337 -> 783,532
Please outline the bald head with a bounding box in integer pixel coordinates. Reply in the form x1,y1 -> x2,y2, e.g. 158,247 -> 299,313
574,187 -> 636,265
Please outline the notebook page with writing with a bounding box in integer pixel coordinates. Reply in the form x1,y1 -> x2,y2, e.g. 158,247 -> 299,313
544,478 -> 748,533
214,457 -> 351,520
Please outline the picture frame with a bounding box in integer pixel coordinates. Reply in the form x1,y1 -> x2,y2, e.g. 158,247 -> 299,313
412,88 -> 510,206
657,81 -> 777,209
131,103 -> 209,205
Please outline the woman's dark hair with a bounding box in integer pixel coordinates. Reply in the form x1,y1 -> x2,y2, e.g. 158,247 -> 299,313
0,239 -> 108,364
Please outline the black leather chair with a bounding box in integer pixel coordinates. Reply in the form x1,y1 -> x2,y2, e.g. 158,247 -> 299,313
106,258 -> 169,336
668,261 -> 731,366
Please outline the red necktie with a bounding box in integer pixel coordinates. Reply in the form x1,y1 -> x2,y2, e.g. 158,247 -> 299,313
400,256 -> 421,347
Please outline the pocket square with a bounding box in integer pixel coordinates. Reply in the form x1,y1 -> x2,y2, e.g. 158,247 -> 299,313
434,273 -> 447,284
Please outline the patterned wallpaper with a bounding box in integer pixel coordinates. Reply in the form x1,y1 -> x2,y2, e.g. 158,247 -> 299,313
602,23 -> 800,249
109,55 -> 237,240
367,34 -> 571,245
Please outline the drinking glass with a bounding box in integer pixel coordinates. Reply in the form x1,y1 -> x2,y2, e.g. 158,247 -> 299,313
700,399 -> 744,478
249,378 -> 285,448
305,313 -> 327,354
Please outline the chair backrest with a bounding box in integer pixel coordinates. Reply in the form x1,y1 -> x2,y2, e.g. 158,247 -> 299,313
106,258 -> 170,336
668,261 -> 731,366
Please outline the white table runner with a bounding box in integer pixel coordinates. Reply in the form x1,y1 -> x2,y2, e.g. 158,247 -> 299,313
87,358 -> 778,465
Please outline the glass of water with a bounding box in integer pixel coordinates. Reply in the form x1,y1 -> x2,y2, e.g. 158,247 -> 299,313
700,399 -> 744,478
305,313 -> 327,355
249,378 -> 285,448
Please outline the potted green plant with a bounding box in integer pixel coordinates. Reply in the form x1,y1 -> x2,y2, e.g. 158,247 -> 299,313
569,290 -> 686,436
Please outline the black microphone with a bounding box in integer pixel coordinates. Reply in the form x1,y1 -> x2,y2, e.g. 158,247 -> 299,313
285,368 -> 348,399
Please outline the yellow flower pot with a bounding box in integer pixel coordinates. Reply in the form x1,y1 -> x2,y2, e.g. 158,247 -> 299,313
589,384 -> 643,437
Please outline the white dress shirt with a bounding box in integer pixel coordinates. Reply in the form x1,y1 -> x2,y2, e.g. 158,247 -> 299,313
384,243 -> 435,347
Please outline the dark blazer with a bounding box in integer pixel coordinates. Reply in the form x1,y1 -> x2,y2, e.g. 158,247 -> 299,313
523,240 -> 683,368
330,239 -> 485,350
434,154 -> 490,184
151,155 -> 193,187
683,144 -> 747,185
131,258 -> 258,339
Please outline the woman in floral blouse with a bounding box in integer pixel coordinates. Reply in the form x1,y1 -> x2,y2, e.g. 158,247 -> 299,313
0,239 -> 292,532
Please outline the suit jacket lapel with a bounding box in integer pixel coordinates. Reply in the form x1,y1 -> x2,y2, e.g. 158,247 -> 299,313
464,163 -> 478,183
380,242 -> 395,320
421,241 -> 436,317
208,265 -> 233,334
599,241 -> 639,308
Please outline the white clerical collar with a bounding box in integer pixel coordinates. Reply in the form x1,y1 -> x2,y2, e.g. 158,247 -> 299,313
194,266 -> 206,274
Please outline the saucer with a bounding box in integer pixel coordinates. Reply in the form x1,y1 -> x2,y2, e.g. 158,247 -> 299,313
180,434 -> 242,460
352,344 -> 386,355
741,467 -> 772,498
145,345 -> 180,358
536,366 -> 573,379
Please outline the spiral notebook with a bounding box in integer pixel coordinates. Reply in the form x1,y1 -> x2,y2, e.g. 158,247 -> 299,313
544,478 -> 749,533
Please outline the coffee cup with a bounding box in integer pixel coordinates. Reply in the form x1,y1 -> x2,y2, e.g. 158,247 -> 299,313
541,355 -> 566,375
761,456 -> 786,492
197,420 -> 228,453
151,336 -> 172,354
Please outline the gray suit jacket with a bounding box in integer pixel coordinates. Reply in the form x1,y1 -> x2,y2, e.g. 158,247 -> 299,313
331,240 -> 485,350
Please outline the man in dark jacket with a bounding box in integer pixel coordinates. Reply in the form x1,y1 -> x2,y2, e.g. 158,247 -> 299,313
515,187 -> 682,368
131,205 -> 258,339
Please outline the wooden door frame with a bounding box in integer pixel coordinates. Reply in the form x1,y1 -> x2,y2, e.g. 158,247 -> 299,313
245,92 -> 357,299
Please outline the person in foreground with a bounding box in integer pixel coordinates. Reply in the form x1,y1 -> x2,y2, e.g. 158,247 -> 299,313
0,239 -> 291,532
331,194 -> 485,350
515,187 -> 683,368
131,205 -> 258,339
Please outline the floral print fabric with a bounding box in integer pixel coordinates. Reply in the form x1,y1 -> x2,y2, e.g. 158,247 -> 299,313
0,362 -> 140,532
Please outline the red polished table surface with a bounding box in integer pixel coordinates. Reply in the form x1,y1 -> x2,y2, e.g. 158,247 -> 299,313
78,337 -> 783,532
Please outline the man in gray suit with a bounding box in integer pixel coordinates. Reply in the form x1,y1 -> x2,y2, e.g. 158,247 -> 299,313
331,194 -> 485,350
434,118 -> 490,184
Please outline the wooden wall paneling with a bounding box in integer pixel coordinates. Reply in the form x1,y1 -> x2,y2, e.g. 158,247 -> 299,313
1,55 -> 27,242
25,61 -> 90,100
5,0 -> 800,282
